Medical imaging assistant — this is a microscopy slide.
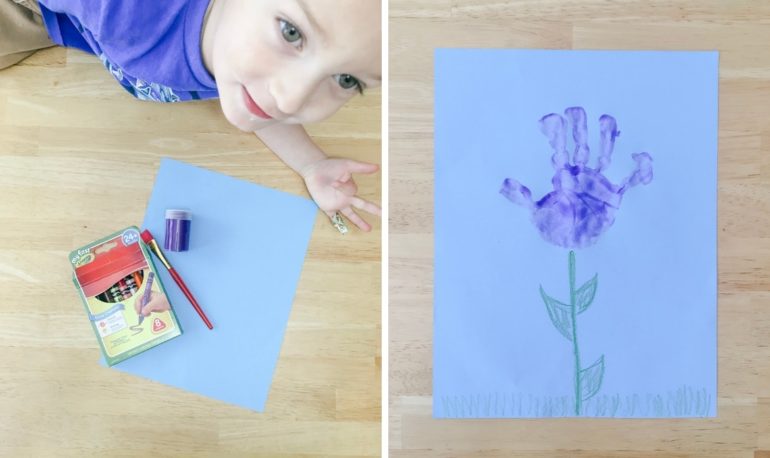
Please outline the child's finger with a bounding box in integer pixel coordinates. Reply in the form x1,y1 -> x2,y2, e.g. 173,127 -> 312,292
345,160 -> 379,174
341,207 -> 371,232
135,291 -> 150,313
351,196 -> 381,216
141,299 -> 164,316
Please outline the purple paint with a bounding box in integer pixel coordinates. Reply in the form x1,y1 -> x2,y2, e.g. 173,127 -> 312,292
164,209 -> 192,252
501,106 -> 653,249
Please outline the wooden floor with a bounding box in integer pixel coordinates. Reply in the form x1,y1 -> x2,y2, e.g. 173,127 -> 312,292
0,46 -> 381,457
389,1 -> 770,457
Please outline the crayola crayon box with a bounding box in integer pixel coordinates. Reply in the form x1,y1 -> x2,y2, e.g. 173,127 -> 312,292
69,226 -> 182,366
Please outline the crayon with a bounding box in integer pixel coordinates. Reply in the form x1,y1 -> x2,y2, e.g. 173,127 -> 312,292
125,276 -> 138,294
109,285 -> 123,302
136,272 -> 155,326
132,271 -> 143,289
118,279 -> 131,299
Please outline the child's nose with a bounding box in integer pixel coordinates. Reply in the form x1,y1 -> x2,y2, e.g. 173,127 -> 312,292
270,75 -> 315,116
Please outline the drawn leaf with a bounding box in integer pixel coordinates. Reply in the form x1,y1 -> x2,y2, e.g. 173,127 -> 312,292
539,285 -> 573,341
575,274 -> 598,314
580,355 -> 605,402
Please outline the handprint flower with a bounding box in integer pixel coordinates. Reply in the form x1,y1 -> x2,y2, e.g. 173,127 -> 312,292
500,107 -> 653,249
499,107 -> 653,415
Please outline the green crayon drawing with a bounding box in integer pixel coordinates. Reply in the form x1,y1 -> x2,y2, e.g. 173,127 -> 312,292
439,386 -> 713,418
539,250 -> 602,415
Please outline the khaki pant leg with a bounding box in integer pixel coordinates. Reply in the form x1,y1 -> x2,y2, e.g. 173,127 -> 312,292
0,0 -> 53,70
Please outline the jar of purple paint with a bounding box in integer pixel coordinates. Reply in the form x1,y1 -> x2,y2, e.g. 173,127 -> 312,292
164,209 -> 192,252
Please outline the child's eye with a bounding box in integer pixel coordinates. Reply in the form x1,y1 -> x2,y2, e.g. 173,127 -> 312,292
335,74 -> 364,94
278,19 -> 303,47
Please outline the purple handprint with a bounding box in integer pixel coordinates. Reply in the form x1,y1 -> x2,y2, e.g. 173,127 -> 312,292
500,107 -> 653,414
500,107 -> 653,249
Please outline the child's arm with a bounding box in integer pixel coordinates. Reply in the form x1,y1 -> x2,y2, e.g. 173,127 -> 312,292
254,124 -> 381,231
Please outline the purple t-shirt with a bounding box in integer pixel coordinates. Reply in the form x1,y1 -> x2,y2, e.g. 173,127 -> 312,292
39,0 -> 218,102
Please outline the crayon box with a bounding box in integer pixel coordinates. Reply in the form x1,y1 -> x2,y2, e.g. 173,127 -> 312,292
69,226 -> 182,366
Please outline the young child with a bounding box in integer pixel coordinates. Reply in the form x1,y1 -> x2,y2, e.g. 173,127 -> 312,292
0,0 -> 382,232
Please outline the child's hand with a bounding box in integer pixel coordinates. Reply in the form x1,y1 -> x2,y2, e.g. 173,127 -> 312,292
135,291 -> 171,316
301,158 -> 381,231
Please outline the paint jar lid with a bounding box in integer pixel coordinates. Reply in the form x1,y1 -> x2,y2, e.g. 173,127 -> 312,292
165,209 -> 192,220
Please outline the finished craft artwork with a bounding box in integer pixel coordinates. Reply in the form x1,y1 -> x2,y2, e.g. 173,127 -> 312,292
433,49 -> 718,418
501,106 -> 653,415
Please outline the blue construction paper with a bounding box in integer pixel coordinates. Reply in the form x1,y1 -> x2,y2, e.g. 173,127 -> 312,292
433,50 -> 718,418
104,158 -> 317,412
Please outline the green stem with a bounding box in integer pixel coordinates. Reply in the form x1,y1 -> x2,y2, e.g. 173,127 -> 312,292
569,250 -> 582,416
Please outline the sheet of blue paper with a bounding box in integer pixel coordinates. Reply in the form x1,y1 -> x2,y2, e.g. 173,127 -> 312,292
104,158 -> 317,412
434,50 -> 718,418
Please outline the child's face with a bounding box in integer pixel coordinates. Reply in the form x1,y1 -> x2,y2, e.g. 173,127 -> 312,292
204,0 -> 381,132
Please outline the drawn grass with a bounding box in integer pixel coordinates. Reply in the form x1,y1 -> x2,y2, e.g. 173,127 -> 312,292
438,385 -> 713,418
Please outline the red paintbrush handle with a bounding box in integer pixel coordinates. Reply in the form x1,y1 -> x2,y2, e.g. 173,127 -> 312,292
169,268 -> 213,330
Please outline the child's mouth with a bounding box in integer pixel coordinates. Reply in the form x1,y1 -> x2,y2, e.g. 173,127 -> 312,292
241,86 -> 272,120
